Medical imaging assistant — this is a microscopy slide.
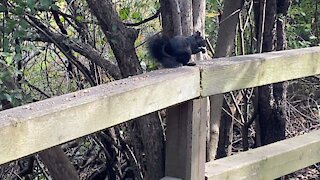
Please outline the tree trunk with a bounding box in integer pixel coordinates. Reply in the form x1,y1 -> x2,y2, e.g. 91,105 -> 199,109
86,0 -> 142,78
86,1 -> 164,179
179,0 -> 193,35
160,0 -> 175,37
256,0 -> 287,146
192,0 -> 206,33
38,147 -> 79,180
208,0 -> 243,161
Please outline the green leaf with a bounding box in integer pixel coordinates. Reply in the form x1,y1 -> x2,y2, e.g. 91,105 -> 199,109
19,19 -> 29,29
132,12 -> 142,20
76,16 -> 83,23
40,0 -> 53,10
60,16 -> 65,23
14,53 -> 22,63
26,0 -> 36,9
1,93 -> 13,102
309,35 -> 317,40
13,6 -> 24,15
51,4 -> 59,11
14,93 -> 23,100
3,37 -> 10,52
119,7 -> 130,20
6,19 -> 17,33
0,4 -> 7,12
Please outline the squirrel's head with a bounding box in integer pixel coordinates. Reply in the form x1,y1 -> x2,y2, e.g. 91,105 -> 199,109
192,31 -> 206,47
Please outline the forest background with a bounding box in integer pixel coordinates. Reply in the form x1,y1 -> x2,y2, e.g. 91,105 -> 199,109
0,0 -> 320,179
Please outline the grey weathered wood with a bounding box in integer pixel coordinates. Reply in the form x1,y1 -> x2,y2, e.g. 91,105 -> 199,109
160,177 -> 182,180
2,46 -> 320,176
200,47 -> 320,96
0,67 -> 200,165
165,98 -> 206,180
205,129 -> 320,180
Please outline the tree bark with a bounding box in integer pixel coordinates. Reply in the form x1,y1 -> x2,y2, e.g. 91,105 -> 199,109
87,1 -> 164,179
192,0 -> 206,33
86,0 -> 142,78
208,0 -> 243,161
179,0 -> 193,35
256,0 -> 287,146
169,0 -> 182,35
39,147 -> 79,180
160,0 -> 175,37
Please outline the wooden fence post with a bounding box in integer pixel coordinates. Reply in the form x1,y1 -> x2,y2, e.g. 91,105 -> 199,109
165,98 -> 207,180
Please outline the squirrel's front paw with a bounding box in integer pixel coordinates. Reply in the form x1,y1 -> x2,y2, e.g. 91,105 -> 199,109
187,62 -> 196,66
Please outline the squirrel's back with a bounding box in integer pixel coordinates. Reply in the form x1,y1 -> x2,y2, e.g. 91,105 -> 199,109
147,32 -> 206,68
147,34 -> 181,68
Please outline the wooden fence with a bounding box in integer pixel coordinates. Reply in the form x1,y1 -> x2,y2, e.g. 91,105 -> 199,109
1,47 -> 320,179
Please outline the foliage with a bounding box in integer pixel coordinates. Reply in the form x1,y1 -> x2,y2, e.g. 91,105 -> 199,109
0,0 -> 162,179
0,61 -> 25,107
205,0 -> 223,52
287,0 -> 320,48
0,0 -> 320,179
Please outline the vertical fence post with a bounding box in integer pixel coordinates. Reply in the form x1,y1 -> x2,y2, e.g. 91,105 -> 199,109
165,98 -> 207,180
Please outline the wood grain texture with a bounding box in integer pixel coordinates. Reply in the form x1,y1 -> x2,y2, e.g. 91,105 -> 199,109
0,67 -> 200,165
165,98 -> 206,180
200,47 -> 320,96
2,46 -> 320,177
205,129 -> 320,180
160,177 -> 182,180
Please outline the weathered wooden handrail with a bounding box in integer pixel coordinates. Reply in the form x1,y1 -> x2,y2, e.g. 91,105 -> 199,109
1,47 -> 320,179
0,68 -> 200,165
200,47 -> 320,96
205,129 -> 320,179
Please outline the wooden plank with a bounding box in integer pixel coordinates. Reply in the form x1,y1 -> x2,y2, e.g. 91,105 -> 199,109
160,177 -> 182,180
200,47 -> 320,96
165,98 -> 206,180
0,67 -> 200,165
205,130 -> 320,180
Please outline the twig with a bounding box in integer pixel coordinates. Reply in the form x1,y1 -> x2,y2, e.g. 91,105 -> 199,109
124,9 -> 161,26
205,38 -> 215,56
219,9 -> 241,25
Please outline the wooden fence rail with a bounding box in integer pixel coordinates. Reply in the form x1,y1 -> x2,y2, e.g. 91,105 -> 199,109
205,129 -> 320,179
1,47 -> 320,179
0,68 -> 200,165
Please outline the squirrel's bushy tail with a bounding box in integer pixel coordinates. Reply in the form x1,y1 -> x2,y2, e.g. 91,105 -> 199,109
147,34 -> 167,61
147,34 -> 180,68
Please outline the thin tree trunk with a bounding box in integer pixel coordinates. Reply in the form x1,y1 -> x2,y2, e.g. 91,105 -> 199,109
208,0 -> 243,161
192,0 -> 206,33
256,0 -> 287,146
193,0 -> 206,62
38,147 -> 79,180
169,0 -> 182,35
87,1 -> 165,179
179,0 -> 193,35
86,0 -> 142,78
160,0 -> 175,37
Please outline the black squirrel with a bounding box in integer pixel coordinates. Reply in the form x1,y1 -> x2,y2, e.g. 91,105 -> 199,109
147,31 -> 206,68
